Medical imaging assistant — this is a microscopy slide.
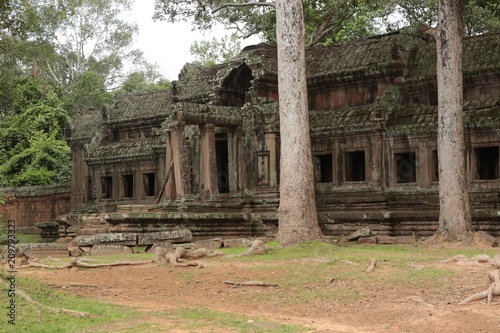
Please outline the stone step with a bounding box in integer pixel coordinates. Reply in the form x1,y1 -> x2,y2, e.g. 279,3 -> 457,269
78,227 -> 109,235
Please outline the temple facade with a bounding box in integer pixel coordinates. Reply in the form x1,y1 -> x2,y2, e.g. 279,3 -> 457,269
63,27 -> 500,240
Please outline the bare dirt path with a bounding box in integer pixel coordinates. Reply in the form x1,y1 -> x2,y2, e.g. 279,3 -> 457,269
19,253 -> 500,333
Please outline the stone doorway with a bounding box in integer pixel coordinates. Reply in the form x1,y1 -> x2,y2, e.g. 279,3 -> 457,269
216,135 -> 230,193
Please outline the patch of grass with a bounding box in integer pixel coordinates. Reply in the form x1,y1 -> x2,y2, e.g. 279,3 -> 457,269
15,233 -> 42,244
167,307 -> 306,333
0,274 -> 138,333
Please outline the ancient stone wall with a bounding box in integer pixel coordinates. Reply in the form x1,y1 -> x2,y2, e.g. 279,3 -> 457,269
0,184 -> 71,233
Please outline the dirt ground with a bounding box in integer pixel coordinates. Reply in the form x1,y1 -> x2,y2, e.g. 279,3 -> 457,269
19,245 -> 500,333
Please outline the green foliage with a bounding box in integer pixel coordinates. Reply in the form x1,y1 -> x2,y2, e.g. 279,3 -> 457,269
0,132 -> 71,186
190,33 -> 242,66
62,70 -> 112,113
0,78 -> 71,186
117,65 -> 172,94
154,0 -> 393,46
388,0 -> 500,35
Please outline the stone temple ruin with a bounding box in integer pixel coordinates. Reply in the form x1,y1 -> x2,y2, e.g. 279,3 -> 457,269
60,27 -> 500,248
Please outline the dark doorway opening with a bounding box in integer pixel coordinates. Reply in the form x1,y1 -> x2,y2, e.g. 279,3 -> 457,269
143,173 -> 156,197
431,150 -> 439,182
345,151 -> 366,181
395,152 -> 416,183
315,154 -> 333,183
476,146 -> 499,180
86,177 -> 93,202
216,138 -> 230,193
122,174 -> 134,198
101,176 -> 113,199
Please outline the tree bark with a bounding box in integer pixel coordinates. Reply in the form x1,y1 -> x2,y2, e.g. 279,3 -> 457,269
435,0 -> 472,241
275,0 -> 323,246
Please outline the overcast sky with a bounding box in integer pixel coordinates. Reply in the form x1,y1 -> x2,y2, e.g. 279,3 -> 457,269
123,0 -> 260,81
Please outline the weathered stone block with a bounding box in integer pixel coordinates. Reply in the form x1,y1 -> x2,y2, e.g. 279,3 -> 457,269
344,227 -> 376,242
90,244 -> 133,256
396,235 -> 417,244
358,236 -> 377,244
36,222 -> 60,239
75,233 -> 137,246
146,242 -> 197,253
195,238 -> 224,249
136,229 -> 192,246
377,236 -> 397,245
473,231 -> 497,247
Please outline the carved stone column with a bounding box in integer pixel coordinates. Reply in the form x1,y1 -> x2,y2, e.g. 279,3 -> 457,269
164,131 -> 176,200
171,122 -> 192,199
265,133 -> 279,189
199,124 -> 218,198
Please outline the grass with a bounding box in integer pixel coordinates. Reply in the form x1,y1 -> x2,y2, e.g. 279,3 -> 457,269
0,271 -> 306,333
0,273 -> 137,333
10,233 -> 42,244
2,241 -> 497,332
166,307 -> 306,333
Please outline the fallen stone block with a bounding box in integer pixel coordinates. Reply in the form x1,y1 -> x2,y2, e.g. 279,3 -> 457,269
75,233 -> 137,247
396,235 -> 417,244
90,244 -> 133,256
195,238 -> 224,249
377,236 -> 397,245
358,236 -> 377,244
136,229 -> 192,246
146,242 -> 197,253
473,231 -> 497,247
344,227 -> 376,242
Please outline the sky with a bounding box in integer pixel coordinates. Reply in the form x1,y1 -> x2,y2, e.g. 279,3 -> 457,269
122,0 -> 260,81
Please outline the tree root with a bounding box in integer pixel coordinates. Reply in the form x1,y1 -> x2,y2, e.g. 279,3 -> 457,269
16,258 -> 153,270
459,270 -> 500,305
406,296 -> 434,308
154,246 -> 214,268
366,258 -> 377,273
0,280 -> 91,317
233,240 -> 271,257
223,280 -> 278,287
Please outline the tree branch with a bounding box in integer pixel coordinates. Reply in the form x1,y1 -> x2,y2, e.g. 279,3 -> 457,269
212,1 -> 275,14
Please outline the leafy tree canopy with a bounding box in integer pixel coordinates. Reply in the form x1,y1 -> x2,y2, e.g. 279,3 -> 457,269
190,34 -> 241,66
387,0 -> 500,35
154,0 -> 393,46
0,77 -> 70,186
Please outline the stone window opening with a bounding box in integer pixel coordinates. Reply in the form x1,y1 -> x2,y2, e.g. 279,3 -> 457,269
314,154 -> 333,183
345,151 -> 366,182
431,150 -> 439,182
143,172 -> 156,197
220,64 -> 253,107
86,177 -> 93,202
101,176 -> 113,199
475,146 -> 499,180
122,174 -> 134,198
216,137 -> 230,194
395,152 -> 416,183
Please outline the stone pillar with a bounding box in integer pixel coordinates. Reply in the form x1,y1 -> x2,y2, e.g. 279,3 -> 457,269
234,129 -> 246,191
199,124 -> 218,198
227,131 -> 235,192
265,133 -> 279,189
164,131 -> 176,200
368,135 -> 382,187
171,123 -> 191,199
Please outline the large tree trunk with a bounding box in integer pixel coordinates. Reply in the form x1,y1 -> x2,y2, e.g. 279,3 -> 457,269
435,0 -> 472,241
275,0 -> 323,246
